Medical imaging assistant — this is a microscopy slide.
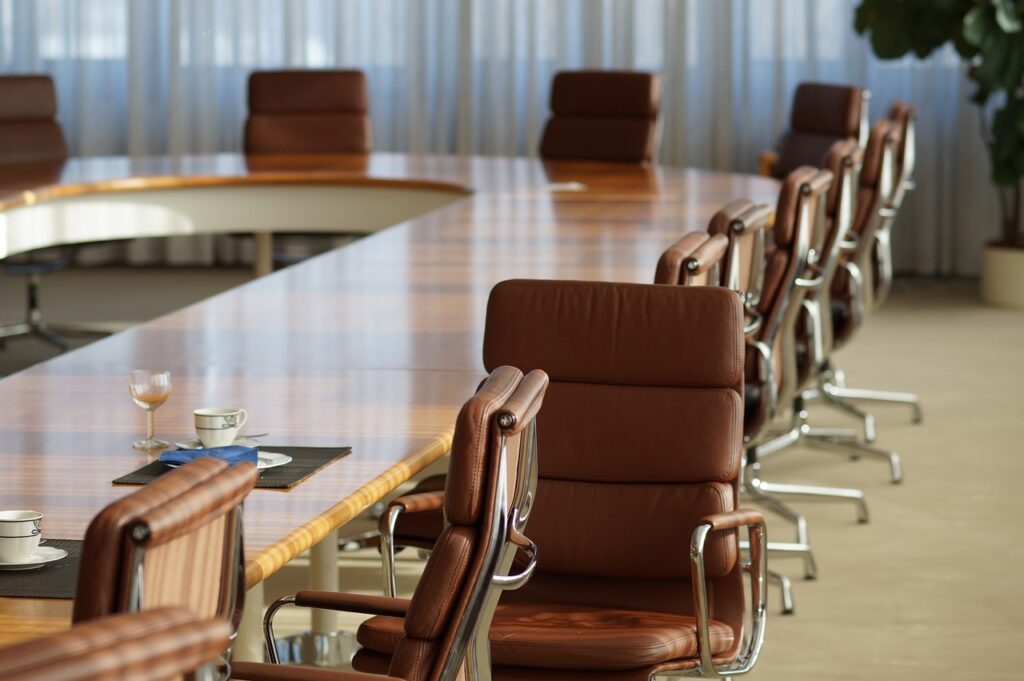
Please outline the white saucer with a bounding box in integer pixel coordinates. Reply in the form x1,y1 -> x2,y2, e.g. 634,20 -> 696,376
0,545 -> 68,571
163,450 -> 292,471
174,437 -> 261,450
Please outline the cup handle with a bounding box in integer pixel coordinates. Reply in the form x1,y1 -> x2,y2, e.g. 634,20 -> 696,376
237,409 -> 248,431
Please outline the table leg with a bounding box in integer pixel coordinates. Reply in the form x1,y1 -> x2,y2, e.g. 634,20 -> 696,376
253,232 -> 273,277
235,580 -> 265,662
310,528 -> 340,634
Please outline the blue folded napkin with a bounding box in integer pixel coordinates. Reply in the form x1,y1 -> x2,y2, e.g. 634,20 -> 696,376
159,445 -> 259,466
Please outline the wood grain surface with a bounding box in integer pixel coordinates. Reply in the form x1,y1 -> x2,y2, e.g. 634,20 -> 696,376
0,152 -> 778,645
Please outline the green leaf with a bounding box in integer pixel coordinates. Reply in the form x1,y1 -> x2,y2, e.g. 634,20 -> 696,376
871,11 -> 912,58
995,0 -> 1023,32
963,6 -> 992,46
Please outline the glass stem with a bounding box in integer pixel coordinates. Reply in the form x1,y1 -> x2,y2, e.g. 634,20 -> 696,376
147,409 -> 155,442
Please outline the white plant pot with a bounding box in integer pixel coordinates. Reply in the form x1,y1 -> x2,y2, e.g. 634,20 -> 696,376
980,244 -> 1024,309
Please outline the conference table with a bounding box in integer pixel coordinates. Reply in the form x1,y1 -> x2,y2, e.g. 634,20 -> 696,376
0,152 -> 778,658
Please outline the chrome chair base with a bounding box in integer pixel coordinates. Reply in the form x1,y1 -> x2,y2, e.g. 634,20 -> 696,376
0,271 -> 122,351
823,383 -> 923,424
764,393 -> 903,484
810,362 -> 923,437
747,448 -> 870,525
766,569 -> 795,615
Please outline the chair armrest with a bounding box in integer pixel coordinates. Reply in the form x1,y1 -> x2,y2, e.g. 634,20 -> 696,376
231,661 -> 402,681
684,233 -> 729,281
388,491 -> 445,514
758,151 -> 778,178
795,264 -> 827,290
293,591 -> 410,617
700,508 -> 765,532
689,509 -> 767,677
742,308 -> 762,337
748,339 -> 777,418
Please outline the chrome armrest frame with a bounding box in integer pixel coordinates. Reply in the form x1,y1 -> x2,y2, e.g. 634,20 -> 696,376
844,260 -> 865,333
380,502 -> 405,598
742,309 -> 763,337
689,517 -> 767,677
800,298 -> 825,371
750,340 -> 777,417
794,264 -> 827,291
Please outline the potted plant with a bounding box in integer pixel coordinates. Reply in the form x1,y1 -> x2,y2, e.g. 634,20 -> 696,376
854,0 -> 1024,307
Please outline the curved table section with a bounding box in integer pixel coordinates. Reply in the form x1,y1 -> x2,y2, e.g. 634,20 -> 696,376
0,152 -> 779,649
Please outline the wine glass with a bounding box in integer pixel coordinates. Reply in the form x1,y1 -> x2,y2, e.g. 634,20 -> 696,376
129,369 -> 172,451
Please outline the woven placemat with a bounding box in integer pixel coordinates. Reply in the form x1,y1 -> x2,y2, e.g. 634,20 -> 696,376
0,538 -> 81,599
112,446 -> 351,489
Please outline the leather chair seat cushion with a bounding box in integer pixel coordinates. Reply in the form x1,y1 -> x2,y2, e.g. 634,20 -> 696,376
524,478 -> 737,580
357,603 -> 734,671
0,123 -> 67,164
790,83 -> 862,137
392,473 -> 447,545
831,297 -> 854,346
549,72 -> 660,117
743,381 -> 761,433
393,505 -> 445,546
484,281 -> 744,390
773,131 -> 838,179
244,114 -> 371,154
535,383 -> 741,483
539,117 -> 656,163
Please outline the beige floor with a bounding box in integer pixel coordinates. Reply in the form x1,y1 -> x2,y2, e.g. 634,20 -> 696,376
2,269 -> 1021,678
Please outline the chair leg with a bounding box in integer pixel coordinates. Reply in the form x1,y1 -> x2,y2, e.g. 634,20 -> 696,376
743,464 -> 811,546
379,505 -> 403,598
767,569 -> 796,614
824,384 -> 923,424
0,273 -> 70,351
804,435 -> 903,484
31,322 -> 70,351
816,386 -> 877,442
745,538 -> 818,580
755,478 -> 869,524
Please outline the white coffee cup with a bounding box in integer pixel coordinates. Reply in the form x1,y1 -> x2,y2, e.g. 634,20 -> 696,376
194,408 -> 248,449
0,510 -> 43,563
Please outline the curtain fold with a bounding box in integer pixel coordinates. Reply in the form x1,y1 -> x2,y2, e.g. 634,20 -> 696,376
0,0 -> 992,275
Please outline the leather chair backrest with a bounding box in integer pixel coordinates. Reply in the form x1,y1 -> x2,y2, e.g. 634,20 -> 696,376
482,280 -> 748,646
773,82 -> 865,178
72,458 -> 257,627
539,70 -> 661,164
0,607 -> 231,681
390,366 -> 548,681
0,75 -> 68,164
245,70 -> 372,154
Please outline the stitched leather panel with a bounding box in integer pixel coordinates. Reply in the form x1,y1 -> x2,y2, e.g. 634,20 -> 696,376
524,479 -> 736,579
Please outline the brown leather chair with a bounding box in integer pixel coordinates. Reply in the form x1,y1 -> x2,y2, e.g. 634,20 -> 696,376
232,366 -> 548,681
0,607 -> 231,681
539,70 -> 661,164
759,82 -> 868,179
358,281 -> 766,680
244,70 -> 371,154
0,75 -> 78,351
72,457 -> 257,631
243,70 -> 372,266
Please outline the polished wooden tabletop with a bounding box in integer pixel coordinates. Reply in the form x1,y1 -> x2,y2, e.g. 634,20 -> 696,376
0,152 -> 778,644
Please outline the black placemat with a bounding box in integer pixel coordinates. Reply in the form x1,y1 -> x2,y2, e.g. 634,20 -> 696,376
0,538 -> 81,599
112,446 -> 351,489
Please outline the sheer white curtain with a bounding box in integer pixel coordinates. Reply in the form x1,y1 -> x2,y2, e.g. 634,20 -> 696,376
0,0 -> 991,275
